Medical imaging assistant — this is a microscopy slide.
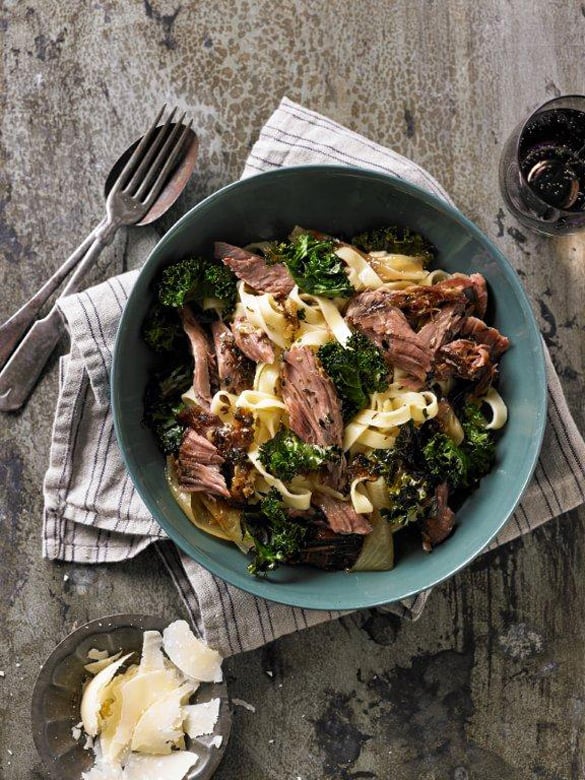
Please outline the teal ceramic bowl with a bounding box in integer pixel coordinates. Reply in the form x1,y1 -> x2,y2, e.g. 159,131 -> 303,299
111,165 -> 546,611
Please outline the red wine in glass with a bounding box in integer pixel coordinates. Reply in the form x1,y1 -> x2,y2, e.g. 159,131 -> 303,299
499,95 -> 585,235
520,108 -> 585,211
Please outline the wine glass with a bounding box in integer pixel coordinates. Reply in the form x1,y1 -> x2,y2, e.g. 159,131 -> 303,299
499,94 -> 585,236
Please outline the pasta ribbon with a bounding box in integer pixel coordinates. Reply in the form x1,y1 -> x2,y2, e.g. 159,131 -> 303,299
344,385 -> 438,452
247,448 -> 313,510
482,386 -> 508,430
237,283 -> 294,349
288,286 -> 352,347
367,251 -> 429,283
335,245 -> 384,290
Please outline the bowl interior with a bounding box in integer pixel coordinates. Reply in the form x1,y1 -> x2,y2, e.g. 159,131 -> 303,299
111,165 -> 546,611
31,615 -> 231,780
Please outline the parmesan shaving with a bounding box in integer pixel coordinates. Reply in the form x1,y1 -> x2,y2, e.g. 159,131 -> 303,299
183,697 -> 221,737
123,751 -> 199,780
84,651 -> 123,675
162,620 -> 223,683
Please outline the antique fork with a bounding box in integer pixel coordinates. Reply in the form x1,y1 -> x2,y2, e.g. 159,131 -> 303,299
0,105 -> 193,412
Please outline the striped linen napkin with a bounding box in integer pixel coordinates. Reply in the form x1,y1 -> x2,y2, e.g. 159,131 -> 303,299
43,97 -> 585,657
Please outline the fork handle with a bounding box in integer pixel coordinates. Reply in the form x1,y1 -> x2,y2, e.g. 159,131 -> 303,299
0,222 -> 119,412
0,219 -> 106,372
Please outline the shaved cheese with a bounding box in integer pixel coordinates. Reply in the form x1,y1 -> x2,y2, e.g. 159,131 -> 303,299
81,653 -> 134,737
138,631 -> 165,673
183,697 -> 221,738
84,651 -> 123,675
87,649 -> 110,661
79,620 -> 223,777
123,750 -> 199,780
131,682 -> 194,754
82,760 -> 124,780
162,621 -> 223,683
105,669 -> 184,762
98,666 -> 138,762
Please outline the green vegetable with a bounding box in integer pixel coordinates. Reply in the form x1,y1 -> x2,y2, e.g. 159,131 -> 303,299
243,489 -> 308,575
352,225 -> 435,265
142,302 -> 185,353
422,401 -> 495,489
157,256 -> 238,314
365,425 -> 434,528
381,469 -> 433,527
279,233 -> 354,298
318,332 -> 389,421
460,400 -> 496,484
368,402 -> 495,527
143,361 -> 192,454
258,428 -> 341,482
422,432 -> 469,488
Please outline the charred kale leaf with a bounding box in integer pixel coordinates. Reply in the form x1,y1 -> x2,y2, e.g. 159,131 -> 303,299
369,401 -> 495,524
352,225 -> 435,265
243,489 -> 308,575
258,428 -> 341,482
318,332 -> 389,421
279,233 -> 354,298
143,361 -> 192,455
382,470 -> 433,527
157,256 -> 238,314
142,302 -> 185,353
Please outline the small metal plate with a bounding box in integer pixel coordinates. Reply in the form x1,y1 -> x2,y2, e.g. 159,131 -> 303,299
31,614 -> 231,780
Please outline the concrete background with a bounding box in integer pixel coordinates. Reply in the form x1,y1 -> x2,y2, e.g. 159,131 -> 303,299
1,1 -> 585,778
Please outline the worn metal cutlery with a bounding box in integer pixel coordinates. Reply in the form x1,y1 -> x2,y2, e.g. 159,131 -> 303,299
0,105 -> 198,411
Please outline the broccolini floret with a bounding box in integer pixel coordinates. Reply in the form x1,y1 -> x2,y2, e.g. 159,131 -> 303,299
143,361 -> 192,454
318,332 -> 390,421
258,428 -> 341,482
158,256 -> 238,314
352,225 -> 436,265
243,489 -> 308,575
279,233 -> 354,298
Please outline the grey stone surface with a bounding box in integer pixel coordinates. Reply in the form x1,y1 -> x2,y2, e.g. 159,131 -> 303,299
1,1 -> 584,778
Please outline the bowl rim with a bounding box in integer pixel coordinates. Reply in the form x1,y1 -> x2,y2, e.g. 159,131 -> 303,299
111,164 -> 547,610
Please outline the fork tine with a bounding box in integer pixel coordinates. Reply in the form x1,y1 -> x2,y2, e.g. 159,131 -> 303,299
140,120 -> 193,209
132,113 -> 186,201
112,104 -> 167,194
123,107 -> 180,195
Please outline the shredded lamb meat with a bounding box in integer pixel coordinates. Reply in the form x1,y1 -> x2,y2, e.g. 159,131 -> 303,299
311,492 -> 372,535
345,289 -> 432,387
179,306 -> 216,408
416,302 -> 465,354
215,241 -> 295,296
211,320 -> 254,393
176,430 -> 230,498
280,346 -> 344,446
230,315 -> 276,364
459,315 -> 510,358
435,338 -> 496,395
421,482 -> 455,551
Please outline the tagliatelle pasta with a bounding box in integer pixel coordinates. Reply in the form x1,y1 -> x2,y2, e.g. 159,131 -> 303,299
144,225 -> 511,575
343,385 -> 440,455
